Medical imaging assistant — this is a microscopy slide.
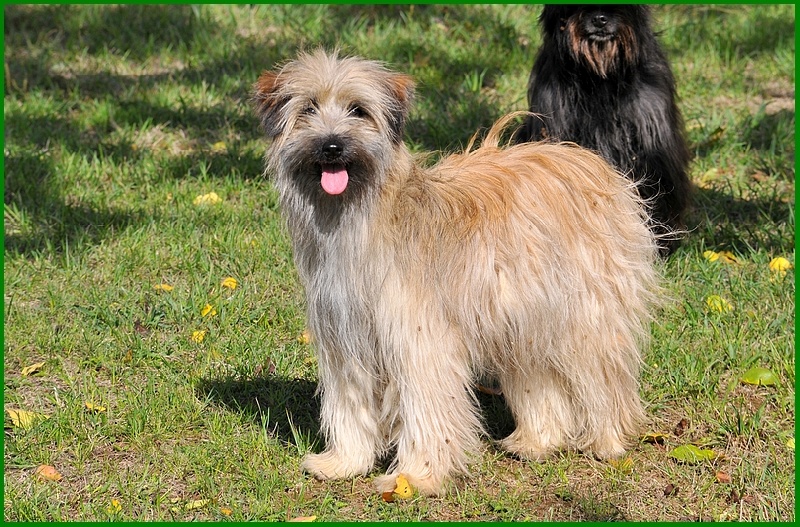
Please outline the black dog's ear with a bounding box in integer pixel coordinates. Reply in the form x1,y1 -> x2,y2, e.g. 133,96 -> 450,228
384,73 -> 415,143
252,70 -> 289,138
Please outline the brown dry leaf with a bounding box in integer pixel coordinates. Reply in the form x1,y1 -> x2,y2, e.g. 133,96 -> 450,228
673,418 -> 688,437
133,320 -> 149,336
663,483 -> 678,497
34,464 -> 63,482
715,470 -> 732,484
21,361 -> 45,376
381,491 -> 396,503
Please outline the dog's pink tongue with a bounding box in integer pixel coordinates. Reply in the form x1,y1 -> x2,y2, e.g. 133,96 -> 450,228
321,166 -> 349,195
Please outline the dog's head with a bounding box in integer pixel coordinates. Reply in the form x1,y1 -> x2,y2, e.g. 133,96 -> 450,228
540,4 -> 651,78
252,49 -> 415,199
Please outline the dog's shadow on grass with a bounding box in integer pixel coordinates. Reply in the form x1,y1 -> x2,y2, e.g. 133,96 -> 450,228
195,375 -> 322,449
195,373 -> 518,451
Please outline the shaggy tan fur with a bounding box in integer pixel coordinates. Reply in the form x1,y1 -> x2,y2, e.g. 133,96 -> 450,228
253,49 -> 659,496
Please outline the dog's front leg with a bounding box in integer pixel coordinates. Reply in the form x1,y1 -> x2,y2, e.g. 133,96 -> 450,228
301,351 -> 381,481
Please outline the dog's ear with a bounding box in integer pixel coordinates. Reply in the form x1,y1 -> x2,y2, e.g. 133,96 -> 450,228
384,73 -> 415,143
252,70 -> 289,138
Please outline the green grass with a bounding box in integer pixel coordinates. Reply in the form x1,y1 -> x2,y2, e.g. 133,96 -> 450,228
3,4 -> 795,521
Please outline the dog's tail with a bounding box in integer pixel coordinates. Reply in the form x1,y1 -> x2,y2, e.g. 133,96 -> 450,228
465,111 -> 544,152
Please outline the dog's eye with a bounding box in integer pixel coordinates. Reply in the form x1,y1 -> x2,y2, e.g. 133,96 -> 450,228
302,106 -> 317,116
348,105 -> 367,118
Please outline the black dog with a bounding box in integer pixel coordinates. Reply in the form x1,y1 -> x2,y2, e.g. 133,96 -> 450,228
514,5 -> 691,256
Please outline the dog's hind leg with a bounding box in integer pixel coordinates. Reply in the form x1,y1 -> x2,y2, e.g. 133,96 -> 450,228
498,367 -> 575,460
372,308 -> 483,496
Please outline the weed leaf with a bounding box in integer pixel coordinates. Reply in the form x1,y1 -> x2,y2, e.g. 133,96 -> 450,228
669,444 -> 718,463
740,366 -> 778,386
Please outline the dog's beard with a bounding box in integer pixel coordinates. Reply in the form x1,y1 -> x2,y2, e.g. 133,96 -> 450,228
273,135 -> 380,205
565,16 -> 639,79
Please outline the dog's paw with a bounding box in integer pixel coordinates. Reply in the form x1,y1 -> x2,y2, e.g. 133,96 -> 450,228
586,436 -> 627,461
301,451 -> 371,481
499,432 -> 558,461
373,472 -> 446,497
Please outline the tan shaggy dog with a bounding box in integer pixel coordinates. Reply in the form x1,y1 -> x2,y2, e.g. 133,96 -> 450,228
252,49 -> 659,497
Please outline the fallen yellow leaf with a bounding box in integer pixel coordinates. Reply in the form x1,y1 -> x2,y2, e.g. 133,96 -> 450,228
6,408 -> 49,430
219,507 -> 233,516
85,402 -> 107,413
608,457 -> 634,472
221,276 -> 238,290
21,361 -> 45,376
769,256 -> 792,279
106,499 -> 122,514
706,295 -> 733,313
393,473 -> 414,499
641,432 -> 668,444
211,141 -> 227,153
769,256 -> 792,272
288,516 -> 317,522
201,304 -> 217,317
191,330 -> 207,343
34,464 -> 62,482
193,192 -> 222,206
185,499 -> 209,510
153,283 -> 174,292
297,329 -> 312,345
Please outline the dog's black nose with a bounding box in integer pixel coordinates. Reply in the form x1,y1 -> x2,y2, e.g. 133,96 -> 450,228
591,14 -> 608,28
322,142 -> 343,160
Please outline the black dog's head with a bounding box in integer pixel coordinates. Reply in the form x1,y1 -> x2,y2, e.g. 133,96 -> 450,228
540,4 -> 653,78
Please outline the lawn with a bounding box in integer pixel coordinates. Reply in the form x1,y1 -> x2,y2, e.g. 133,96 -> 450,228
3,4 -> 795,521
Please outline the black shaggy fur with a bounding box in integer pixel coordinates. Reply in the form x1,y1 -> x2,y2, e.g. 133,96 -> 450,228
514,4 -> 692,256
